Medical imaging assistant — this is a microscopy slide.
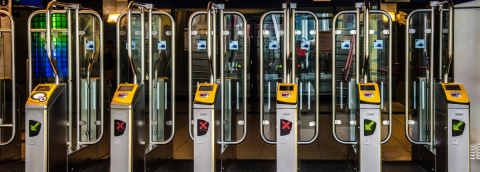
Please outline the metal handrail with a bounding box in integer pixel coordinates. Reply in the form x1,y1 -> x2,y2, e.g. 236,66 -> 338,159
443,3 -> 454,83
295,10 -> 320,144
259,10 -> 319,144
46,1 -> 62,85
188,11 -> 208,141
207,2 -> 215,83
0,10 -> 16,146
27,10 -> 66,95
149,11 -> 176,145
259,11 -> 285,144
221,11 -> 248,144
46,1 -> 80,85
127,1 -> 137,84
363,4 -> 369,83
115,12 -> 139,86
331,10 -> 357,145
404,9 -> 433,145
370,10 -> 393,144
76,10 -> 105,146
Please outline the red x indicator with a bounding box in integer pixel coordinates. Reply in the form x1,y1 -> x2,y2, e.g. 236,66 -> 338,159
199,121 -> 208,130
197,120 -> 209,136
114,120 -> 126,136
280,119 -> 292,136
116,122 -> 125,130
282,121 -> 291,129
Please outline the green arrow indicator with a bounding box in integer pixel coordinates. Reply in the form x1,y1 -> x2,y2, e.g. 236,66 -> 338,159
365,121 -> 375,131
238,65 -> 242,68
31,122 -> 40,132
279,65 -> 283,68
453,121 -> 464,131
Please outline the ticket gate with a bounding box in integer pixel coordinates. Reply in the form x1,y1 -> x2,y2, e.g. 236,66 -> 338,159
111,1 -> 176,171
405,1 -> 471,171
331,1 -> 393,171
355,83 -> 381,171
259,2 -> 319,171
0,10 -> 21,163
276,83 -> 298,172
26,1 -> 108,171
192,83 -> 221,171
188,2 -> 247,171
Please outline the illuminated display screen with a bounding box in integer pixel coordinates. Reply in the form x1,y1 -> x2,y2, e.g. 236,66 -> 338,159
31,13 -> 68,78
361,85 -> 375,91
445,85 -> 461,90
118,86 -> 134,91
199,86 -> 213,91
280,86 -> 294,91
35,86 -> 51,91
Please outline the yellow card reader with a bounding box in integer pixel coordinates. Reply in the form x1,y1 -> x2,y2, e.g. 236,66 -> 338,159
277,83 -> 297,104
441,83 -> 469,104
112,83 -> 139,105
194,83 -> 218,104
358,83 -> 381,104
26,84 -> 58,106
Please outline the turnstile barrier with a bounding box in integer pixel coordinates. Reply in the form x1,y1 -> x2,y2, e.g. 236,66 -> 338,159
331,2 -> 392,171
0,10 -> 20,162
188,2 -> 248,171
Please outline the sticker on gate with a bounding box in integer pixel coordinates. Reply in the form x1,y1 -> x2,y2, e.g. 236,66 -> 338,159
126,41 -> 136,50
197,40 -> 206,49
269,40 -> 278,50
301,40 -> 309,50
341,40 -> 350,49
86,41 -> 95,50
229,41 -> 238,50
415,39 -> 425,49
158,41 -> 166,50
374,40 -> 383,49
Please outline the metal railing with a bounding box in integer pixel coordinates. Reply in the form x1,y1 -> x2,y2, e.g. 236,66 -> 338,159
188,3 -> 248,144
149,10 -> 176,145
76,10 -> 105,146
221,11 -> 248,144
259,7 -> 320,144
332,5 -> 393,145
117,4 -> 176,146
331,10 -> 358,145
0,10 -> 16,146
404,9 -> 434,146
188,11 -> 207,141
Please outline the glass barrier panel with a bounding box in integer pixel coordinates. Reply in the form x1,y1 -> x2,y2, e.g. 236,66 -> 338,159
334,13 -> 357,142
407,12 -> 432,142
151,14 -> 174,142
262,13 -> 284,141
223,14 -> 247,142
294,13 -> 317,142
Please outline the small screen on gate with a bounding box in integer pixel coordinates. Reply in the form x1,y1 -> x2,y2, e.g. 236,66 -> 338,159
360,85 -> 375,91
199,86 -> 214,91
445,85 -> 461,90
36,86 -> 51,91
280,86 -> 294,91
118,86 -> 134,91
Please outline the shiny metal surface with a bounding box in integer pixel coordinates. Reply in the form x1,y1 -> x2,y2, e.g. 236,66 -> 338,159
0,10 -> 16,146
76,10 -> 105,146
331,10 -> 358,145
369,9 -> 393,144
149,11 -> 176,145
404,9 -> 433,145
221,11 -> 248,144
188,11 -> 208,141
